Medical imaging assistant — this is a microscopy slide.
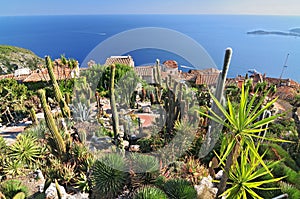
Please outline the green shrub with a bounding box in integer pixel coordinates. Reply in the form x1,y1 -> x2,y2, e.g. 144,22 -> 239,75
133,186 -> 167,199
279,182 -> 300,199
163,178 -> 197,199
260,143 -> 299,171
273,162 -> 300,189
91,153 -> 128,199
0,179 -> 28,199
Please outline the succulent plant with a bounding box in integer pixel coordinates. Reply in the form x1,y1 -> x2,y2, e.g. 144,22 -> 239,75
91,153 -> 128,199
130,154 -> 160,188
133,186 -> 167,199
163,178 -> 197,199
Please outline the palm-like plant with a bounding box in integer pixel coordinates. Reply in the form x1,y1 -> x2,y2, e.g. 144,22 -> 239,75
217,145 -> 284,199
198,84 -> 285,196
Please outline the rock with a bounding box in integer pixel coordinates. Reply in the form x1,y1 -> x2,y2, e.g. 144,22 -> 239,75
194,176 -> 217,199
142,106 -> 152,113
215,170 -> 223,179
129,145 -> 140,152
45,183 -> 68,199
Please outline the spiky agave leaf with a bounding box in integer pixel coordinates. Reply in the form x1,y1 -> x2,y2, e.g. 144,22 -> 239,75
163,178 -> 197,199
133,186 -> 167,199
130,154 -> 160,188
91,153 -> 128,198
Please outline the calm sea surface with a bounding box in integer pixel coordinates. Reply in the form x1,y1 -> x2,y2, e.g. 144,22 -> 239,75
0,15 -> 299,81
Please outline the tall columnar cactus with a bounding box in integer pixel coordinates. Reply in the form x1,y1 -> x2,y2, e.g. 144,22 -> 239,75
110,65 -> 121,147
38,89 -> 66,155
153,59 -> 162,103
45,56 -> 71,118
198,48 -> 232,157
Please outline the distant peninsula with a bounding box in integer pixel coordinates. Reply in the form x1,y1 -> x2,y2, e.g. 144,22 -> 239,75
247,28 -> 300,38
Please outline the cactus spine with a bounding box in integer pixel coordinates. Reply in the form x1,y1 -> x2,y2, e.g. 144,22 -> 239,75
45,56 -> 71,118
110,65 -> 121,147
38,89 -> 66,155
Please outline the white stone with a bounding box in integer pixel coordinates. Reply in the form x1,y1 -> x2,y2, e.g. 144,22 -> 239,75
45,183 -> 68,199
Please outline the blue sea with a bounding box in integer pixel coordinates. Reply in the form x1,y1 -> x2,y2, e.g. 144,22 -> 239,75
0,15 -> 299,82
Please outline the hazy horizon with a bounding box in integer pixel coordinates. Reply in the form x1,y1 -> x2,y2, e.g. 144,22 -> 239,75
1,0 -> 300,16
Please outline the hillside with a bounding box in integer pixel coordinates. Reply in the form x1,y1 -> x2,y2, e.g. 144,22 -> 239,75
0,45 -> 43,74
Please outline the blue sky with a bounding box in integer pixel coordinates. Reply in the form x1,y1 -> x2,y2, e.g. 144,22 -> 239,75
1,0 -> 300,16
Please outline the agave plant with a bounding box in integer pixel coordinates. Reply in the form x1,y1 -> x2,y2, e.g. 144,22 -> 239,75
70,102 -> 93,122
130,154 -> 160,188
198,84 -> 286,196
133,186 -> 168,199
91,153 -> 129,199
163,178 -> 197,199
9,134 -> 44,167
0,136 -> 7,170
216,144 -> 284,199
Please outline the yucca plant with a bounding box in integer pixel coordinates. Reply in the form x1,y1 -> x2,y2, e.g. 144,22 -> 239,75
198,84 -> 286,196
163,178 -> 197,199
9,134 -> 44,167
216,145 -> 284,199
133,186 -> 168,199
0,179 -> 28,199
91,153 -> 129,199
130,154 -> 160,188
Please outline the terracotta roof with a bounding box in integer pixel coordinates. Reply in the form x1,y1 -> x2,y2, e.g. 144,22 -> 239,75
163,60 -> 178,69
0,66 -> 74,83
104,56 -> 134,67
183,68 -> 221,86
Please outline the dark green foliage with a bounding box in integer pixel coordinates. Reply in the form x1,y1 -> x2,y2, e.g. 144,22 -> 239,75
163,178 -> 197,199
272,162 -> 300,189
0,179 -> 28,199
130,154 -> 160,188
279,182 -> 300,199
133,186 -> 168,199
91,153 -> 129,199
260,143 -> 299,171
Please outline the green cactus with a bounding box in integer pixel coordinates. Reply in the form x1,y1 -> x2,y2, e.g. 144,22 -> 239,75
45,56 -> 71,118
38,89 -> 66,155
29,107 -> 38,125
110,65 -> 121,148
163,178 -> 197,199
